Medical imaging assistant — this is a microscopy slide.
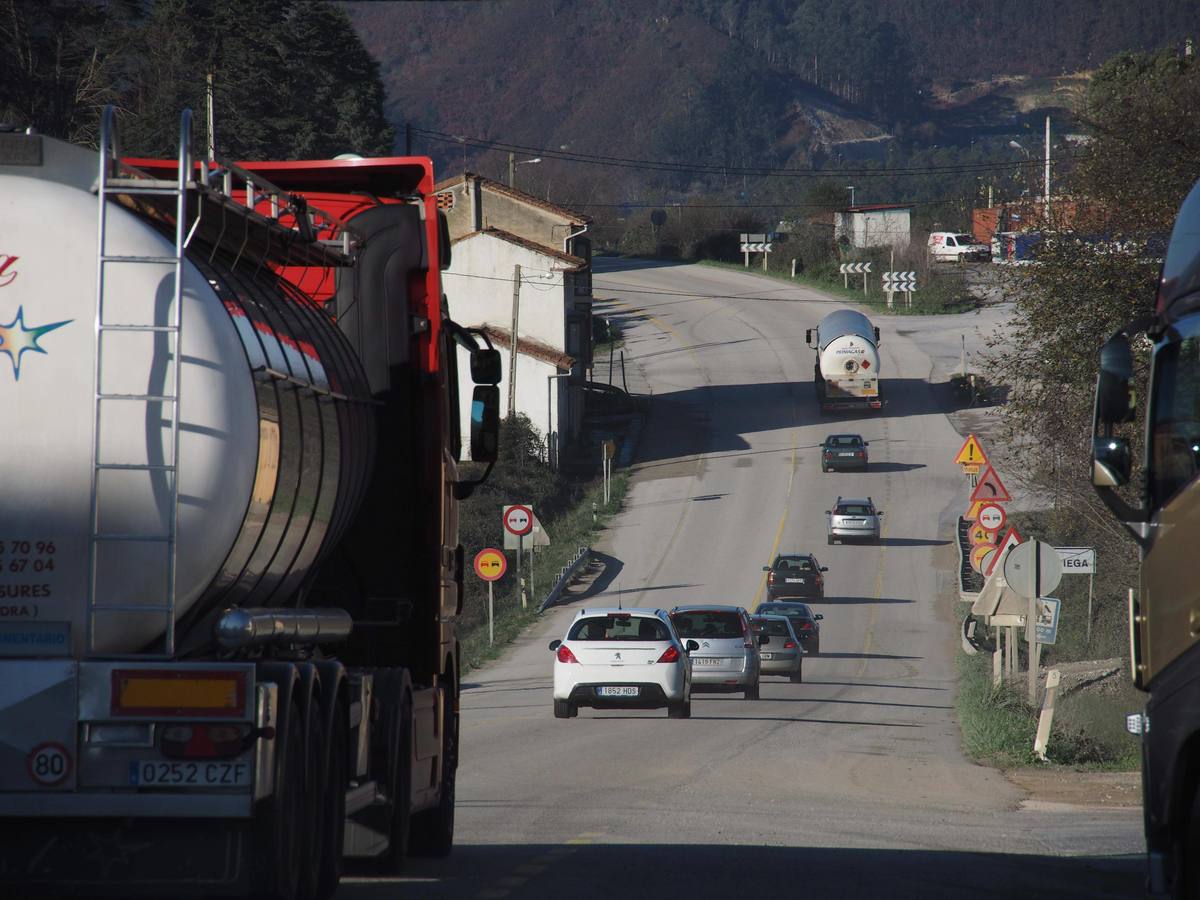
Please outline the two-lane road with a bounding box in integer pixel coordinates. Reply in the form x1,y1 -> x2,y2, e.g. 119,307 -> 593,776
340,259 -> 1140,899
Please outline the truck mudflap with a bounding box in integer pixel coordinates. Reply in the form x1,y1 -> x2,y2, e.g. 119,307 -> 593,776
0,818 -> 255,895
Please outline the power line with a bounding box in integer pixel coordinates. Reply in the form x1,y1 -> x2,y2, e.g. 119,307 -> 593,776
412,127 -> 1087,180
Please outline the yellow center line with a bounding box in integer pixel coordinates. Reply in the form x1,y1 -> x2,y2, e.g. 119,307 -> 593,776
856,519 -> 889,678
752,427 -> 799,611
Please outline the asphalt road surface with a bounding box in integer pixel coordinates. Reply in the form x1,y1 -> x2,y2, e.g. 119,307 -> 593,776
339,259 -> 1141,899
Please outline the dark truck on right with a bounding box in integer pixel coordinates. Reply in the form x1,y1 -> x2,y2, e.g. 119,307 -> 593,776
1091,178 -> 1200,899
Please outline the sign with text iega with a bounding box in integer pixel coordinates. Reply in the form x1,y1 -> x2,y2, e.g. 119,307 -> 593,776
1054,547 -> 1096,575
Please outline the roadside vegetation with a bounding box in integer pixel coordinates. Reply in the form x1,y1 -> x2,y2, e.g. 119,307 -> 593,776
960,47 -> 1200,771
458,416 -> 629,670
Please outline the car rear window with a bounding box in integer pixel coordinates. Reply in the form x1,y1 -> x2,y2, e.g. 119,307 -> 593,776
759,604 -> 811,619
568,615 -> 670,641
828,436 -> 860,447
774,557 -> 813,572
836,503 -> 872,515
670,611 -> 744,640
753,619 -> 792,637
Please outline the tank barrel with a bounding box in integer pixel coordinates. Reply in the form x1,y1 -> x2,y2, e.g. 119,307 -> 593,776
215,607 -> 354,649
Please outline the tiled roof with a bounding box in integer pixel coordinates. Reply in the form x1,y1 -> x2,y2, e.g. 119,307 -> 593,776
478,325 -> 574,371
433,172 -> 592,225
450,227 -> 586,269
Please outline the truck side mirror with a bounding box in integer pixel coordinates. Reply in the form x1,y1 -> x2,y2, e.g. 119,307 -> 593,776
1092,436 -> 1132,487
471,348 -> 502,385
1095,334 -> 1135,424
874,327 -> 881,343
470,386 -> 500,462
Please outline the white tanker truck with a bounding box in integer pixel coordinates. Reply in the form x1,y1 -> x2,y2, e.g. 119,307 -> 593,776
805,309 -> 883,412
0,108 -> 502,898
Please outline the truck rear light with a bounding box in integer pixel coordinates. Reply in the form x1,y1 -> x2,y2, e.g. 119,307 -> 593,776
556,645 -> 579,664
161,723 -> 250,760
656,646 -> 680,663
112,669 -> 247,718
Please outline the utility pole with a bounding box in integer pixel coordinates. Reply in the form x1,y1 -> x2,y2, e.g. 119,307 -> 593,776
206,73 -> 215,162
508,151 -> 515,188
508,265 -> 520,417
847,185 -> 856,207
1043,115 -> 1051,225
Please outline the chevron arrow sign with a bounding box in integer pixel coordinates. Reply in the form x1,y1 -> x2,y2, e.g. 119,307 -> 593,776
740,242 -> 773,253
839,262 -> 872,274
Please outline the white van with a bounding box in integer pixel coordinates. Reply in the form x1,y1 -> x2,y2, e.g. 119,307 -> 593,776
928,231 -> 989,262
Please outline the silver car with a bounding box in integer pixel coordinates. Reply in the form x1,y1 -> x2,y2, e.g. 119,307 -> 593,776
669,605 -> 762,700
826,496 -> 883,544
750,615 -> 805,683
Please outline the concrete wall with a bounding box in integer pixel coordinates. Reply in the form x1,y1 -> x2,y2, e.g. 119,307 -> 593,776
456,341 -> 563,463
835,209 -> 911,250
445,234 -> 567,350
440,177 -> 584,250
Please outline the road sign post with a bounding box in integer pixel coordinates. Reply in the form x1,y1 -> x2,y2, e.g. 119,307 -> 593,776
474,548 -> 508,645
1004,540 -> 1063,703
1054,547 -> 1096,645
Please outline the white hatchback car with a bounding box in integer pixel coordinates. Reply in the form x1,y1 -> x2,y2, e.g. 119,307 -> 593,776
550,608 -> 696,719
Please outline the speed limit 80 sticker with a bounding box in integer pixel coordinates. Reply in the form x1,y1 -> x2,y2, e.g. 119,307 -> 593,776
27,742 -> 72,787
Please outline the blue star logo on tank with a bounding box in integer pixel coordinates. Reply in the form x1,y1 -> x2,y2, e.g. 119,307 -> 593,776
0,306 -> 72,380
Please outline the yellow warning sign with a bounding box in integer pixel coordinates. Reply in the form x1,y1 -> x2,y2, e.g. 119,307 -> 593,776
969,523 -> 997,545
953,434 -> 988,467
961,463 -> 981,476
964,500 -> 985,522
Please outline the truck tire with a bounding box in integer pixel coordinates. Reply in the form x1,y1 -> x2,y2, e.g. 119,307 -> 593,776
254,663 -> 304,900
409,681 -> 457,858
299,684 -> 326,900
374,669 -> 413,872
258,698 -> 305,900
1181,779 -> 1200,899
315,696 -> 348,900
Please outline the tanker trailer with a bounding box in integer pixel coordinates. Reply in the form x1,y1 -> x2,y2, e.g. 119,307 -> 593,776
0,108 -> 501,898
805,309 -> 883,412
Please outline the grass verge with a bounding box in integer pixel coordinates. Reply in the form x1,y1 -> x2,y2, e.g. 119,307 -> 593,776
460,472 -> 630,671
696,259 -> 977,316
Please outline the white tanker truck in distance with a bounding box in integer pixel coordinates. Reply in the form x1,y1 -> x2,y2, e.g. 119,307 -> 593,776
0,108 -> 503,898
806,309 -> 883,412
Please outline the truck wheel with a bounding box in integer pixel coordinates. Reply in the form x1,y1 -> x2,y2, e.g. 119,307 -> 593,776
409,682 -> 458,858
258,698 -> 305,900
553,700 -> 576,719
315,698 -> 348,900
1181,779 -> 1200,899
299,689 -> 327,900
381,671 -> 414,870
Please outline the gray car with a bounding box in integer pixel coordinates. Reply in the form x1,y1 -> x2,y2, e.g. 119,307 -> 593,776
750,615 -> 805,683
669,605 -> 762,700
826,496 -> 883,544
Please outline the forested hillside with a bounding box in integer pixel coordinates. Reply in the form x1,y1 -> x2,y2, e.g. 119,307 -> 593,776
348,0 -> 1192,175
0,0 -> 392,160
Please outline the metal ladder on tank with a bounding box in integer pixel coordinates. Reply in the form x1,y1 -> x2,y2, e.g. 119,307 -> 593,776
86,107 -> 197,658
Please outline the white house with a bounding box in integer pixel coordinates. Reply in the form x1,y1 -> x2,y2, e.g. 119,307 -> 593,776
436,173 -> 593,465
834,203 -> 912,250
446,227 -> 586,461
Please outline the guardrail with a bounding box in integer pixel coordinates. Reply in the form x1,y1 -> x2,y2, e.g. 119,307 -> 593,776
539,546 -> 591,612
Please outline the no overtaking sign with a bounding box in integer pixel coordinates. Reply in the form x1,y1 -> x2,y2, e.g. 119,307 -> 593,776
503,504 -> 533,537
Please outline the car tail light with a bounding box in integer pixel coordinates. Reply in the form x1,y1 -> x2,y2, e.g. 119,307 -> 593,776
784,640 -> 796,649
767,571 -> 775,584
657,646 -> 681,663
799,621 -> 813,631
556,645 -> 579,663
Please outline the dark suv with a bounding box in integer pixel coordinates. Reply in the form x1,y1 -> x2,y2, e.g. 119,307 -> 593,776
763,553 -> 827,600
821,434 -> 869,472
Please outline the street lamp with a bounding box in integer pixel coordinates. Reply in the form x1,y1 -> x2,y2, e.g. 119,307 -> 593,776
546,372 -> 571,469
508,153 -> 542,188
846,185 -> 855,207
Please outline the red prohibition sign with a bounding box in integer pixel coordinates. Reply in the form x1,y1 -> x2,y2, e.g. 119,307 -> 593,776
503,504 -> 533,536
